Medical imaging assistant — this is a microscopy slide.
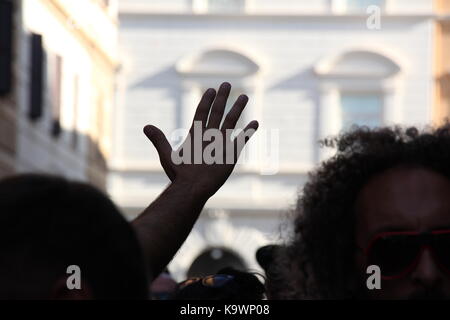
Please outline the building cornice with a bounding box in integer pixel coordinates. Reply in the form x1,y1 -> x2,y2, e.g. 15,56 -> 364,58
119,11 -> 435,22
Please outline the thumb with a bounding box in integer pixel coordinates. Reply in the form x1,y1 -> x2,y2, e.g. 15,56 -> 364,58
143,125 -> 175,180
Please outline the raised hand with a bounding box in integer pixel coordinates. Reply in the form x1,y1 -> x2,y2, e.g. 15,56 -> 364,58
143,82 -> 258,199
134,82 -> 258,279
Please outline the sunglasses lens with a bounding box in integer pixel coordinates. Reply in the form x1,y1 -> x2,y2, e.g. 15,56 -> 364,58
178,277 -> 201,289
432,232 -> 450,272
203,274 -> 234,288
368,234 -> 420,277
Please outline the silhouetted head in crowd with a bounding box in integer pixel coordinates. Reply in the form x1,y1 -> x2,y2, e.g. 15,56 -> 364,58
256,245 -> 279,272
0,174 -> 148,299
172,267 -> 265,300
280,123 -> 450,299
256,244 -> 284,299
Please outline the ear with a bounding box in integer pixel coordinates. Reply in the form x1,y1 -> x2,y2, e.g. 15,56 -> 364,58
49,277 -> 94,300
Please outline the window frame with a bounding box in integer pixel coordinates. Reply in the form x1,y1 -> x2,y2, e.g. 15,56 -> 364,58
332,0 -> 386,14
339,90 -> 385,130
192,0 -> 247,14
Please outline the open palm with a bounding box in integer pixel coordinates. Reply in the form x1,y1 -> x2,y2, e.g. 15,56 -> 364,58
143,82 -> 258,199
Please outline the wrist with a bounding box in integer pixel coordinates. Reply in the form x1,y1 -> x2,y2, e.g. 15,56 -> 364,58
170,178 -> 212,203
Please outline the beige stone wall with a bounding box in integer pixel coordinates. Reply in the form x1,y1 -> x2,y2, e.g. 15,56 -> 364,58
0,107 -> 16,178
434,0 -> 450,125
16,0 -> 118,189
435,0 -> 450,13
84,3 -> 117,192
0,0 -> 20,179
435,28 -> 450,124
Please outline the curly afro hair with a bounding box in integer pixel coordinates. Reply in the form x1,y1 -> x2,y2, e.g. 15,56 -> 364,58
275,123 -> 450,299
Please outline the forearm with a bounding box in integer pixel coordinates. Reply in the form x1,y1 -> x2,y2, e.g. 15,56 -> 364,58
132,180 -> 209,281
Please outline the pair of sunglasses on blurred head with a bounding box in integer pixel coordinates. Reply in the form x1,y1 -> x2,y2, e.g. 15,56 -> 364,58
363,229 -> 450,279
176,230 -> 450,283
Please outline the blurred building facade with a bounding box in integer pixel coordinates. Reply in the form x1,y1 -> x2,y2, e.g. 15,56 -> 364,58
113,0 -> 437,280
0,0 -> 118,190
0,0 -> 19,177
434,0 -> 450,125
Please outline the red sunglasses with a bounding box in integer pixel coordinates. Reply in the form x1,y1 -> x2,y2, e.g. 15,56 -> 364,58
363,229 -> 450,280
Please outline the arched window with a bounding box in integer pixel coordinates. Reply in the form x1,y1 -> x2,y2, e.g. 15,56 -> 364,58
346,0 -> 384,11
192,0 -> 246,14
176,47 -> 263,169
176,48 -> 260,78
207,0 -> 245,13
332,0 -> 385,13
315,49 -> 403,159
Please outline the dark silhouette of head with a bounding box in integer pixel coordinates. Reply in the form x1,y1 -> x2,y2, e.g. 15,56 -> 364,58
256,245 -> 279,272
0,174 -> 148,299
172,267 -> 265,300
279,123 -> 450,299
256,244 -> 284,299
